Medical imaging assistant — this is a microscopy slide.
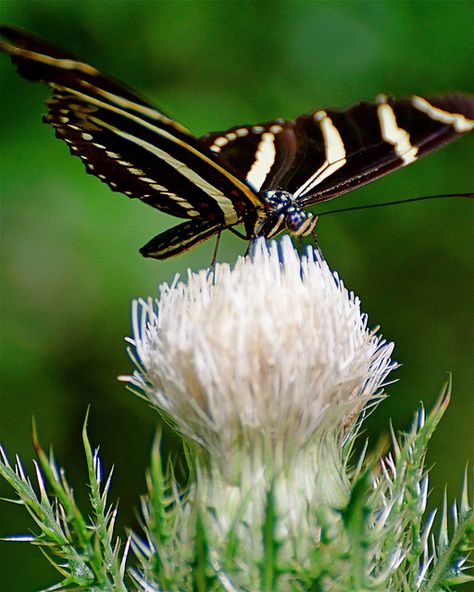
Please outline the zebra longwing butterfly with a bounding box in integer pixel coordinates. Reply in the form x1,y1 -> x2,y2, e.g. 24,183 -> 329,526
1,26 -> 473,260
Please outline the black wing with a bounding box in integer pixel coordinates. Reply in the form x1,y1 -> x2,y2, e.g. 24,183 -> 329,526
199,93 -> 474,205
0,25 -> 262,226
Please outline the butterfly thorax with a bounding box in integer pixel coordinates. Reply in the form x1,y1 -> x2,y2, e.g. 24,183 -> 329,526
254,190 -> 318,239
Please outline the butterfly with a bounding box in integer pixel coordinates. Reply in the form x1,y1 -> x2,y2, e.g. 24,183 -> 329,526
1,25 -> 473,259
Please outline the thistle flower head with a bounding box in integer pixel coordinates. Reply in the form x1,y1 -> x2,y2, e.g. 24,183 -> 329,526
124,237 -> 395,490
4,236 -> 470,592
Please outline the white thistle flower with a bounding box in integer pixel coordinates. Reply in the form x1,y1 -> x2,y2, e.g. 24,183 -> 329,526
123,237 -> 395,508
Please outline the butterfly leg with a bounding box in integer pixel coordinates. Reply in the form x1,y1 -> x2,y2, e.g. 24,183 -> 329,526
226,226 -> 256,258
228,227 -> 247,240
209,231 -> 222,268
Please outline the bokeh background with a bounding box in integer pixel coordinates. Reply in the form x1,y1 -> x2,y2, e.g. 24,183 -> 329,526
0,1 -> 472,589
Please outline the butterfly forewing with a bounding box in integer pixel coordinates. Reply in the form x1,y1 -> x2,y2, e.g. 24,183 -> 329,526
200,94 -> 474,207
44,91 -> 251,223
0,25 -> 193,141
0,25 -> 263,227
295,94 -> 474,206
43,94 -> 196,218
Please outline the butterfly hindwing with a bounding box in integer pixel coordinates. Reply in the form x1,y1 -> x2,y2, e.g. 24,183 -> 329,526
199,121 -> 299,193
140,218 -> 222,260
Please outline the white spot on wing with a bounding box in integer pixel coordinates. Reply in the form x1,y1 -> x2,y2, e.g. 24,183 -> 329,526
214,137 -> 228,147
136,182 -> 200,216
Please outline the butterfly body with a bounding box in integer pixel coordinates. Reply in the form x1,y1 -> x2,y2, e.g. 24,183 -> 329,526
1,26 -> 473,259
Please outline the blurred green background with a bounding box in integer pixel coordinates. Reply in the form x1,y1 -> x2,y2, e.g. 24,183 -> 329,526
0,1 -> 472,589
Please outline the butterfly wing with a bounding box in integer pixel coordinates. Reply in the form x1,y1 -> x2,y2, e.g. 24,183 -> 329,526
291,94 -> 474,206
0,26 -> 262,227
199,94 -> 474,206
199,120 -> 299,194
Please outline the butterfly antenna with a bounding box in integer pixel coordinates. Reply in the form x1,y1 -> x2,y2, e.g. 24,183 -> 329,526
318,192 -> 473,217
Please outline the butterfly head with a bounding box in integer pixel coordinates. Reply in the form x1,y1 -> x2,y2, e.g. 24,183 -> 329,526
257,190 -> 318,238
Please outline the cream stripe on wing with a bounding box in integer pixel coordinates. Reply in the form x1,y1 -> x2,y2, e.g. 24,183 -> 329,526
95,121 -> 239,224
1,44 -> 100,75
294,111 -> 346,198
411,95 -> 474,133
78,79 -> 192,136
246,132 -> 276,191
2,42 -> 194,136
376,95 -> 418,165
